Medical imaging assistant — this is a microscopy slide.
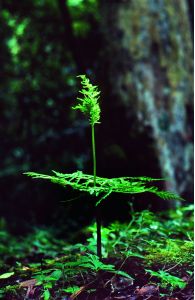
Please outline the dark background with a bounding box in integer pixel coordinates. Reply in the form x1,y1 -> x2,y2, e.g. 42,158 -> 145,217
0,0 -> 193,234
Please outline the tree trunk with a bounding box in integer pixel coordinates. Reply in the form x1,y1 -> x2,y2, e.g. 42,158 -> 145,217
98,0 -> 193,202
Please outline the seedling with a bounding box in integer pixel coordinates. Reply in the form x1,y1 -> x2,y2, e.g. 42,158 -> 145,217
24,75 -> 183,259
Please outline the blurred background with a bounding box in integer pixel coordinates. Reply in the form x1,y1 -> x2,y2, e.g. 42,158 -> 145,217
0,0 -> 193,234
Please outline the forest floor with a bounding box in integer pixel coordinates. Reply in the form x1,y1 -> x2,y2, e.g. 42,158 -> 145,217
0,204 -> 193,300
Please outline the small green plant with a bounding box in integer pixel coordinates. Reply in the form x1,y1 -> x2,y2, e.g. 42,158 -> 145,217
31,253 -> 132,299
33,268 -> 63,300
24,75 -> 183,259
64,253 -> 132,279
146,269 -> 186,290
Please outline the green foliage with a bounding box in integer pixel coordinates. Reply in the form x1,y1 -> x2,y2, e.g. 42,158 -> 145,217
63,285 -> 80,293
0,272 -> 14,279
67,0 -> 99,36
29,253 -> 132,299
35,269 -> 63,286
24,170 -> 183,206
0,205 -> 193,298
0,285 -> 18,299
33,269 -> 63,299
166,204 -> 194,237
72,75 -> 101,125
83,205 -> 194,262
43,289 -> 50,300
85,224 -> 114,256
0,227 -> 66,262
64,253 -> 132,279
64,253 -> 111,272
146,269 -> 186,290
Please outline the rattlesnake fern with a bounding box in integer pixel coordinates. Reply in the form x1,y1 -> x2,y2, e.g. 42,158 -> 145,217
24,75 -> 183,258
25,170 -> 182,206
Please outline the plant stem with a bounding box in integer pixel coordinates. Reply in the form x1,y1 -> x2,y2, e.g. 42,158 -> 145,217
92,125 -> 96,186
92,124 -> 102,259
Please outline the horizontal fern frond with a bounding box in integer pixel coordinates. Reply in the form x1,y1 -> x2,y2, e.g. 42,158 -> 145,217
24,171 -> 184,205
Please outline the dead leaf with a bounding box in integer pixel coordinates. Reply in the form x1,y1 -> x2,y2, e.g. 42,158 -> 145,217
136,284 -> 159,296
19,278 -> 37,288
21,266 -> 30,271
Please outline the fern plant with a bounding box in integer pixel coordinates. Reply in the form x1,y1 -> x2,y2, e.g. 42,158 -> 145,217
73,74 -> 101,258
24,75 -> 183,259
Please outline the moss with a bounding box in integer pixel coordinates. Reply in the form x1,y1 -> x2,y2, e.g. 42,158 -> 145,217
145,239 -> 194,269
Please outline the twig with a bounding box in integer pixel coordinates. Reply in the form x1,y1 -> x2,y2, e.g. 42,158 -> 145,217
163,260 -> 182,273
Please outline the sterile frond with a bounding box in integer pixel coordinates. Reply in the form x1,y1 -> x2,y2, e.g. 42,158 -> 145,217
24,171 -> 183,206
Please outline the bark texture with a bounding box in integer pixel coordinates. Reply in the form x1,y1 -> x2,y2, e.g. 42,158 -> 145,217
99,0 -> 193,201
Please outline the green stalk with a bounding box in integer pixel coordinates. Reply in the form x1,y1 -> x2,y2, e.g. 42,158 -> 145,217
92,124 -> 102,259
91,124 -> 96,186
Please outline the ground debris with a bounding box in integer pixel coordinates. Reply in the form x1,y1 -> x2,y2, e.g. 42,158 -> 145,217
135,284 -> 159,297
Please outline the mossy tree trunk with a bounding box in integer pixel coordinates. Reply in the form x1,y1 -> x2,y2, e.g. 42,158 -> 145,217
99,0 -> 193,202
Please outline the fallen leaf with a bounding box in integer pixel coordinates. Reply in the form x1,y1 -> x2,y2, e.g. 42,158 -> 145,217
136,284 -> 159,296
19,279 -> 37,287
22,266 -> 30,271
